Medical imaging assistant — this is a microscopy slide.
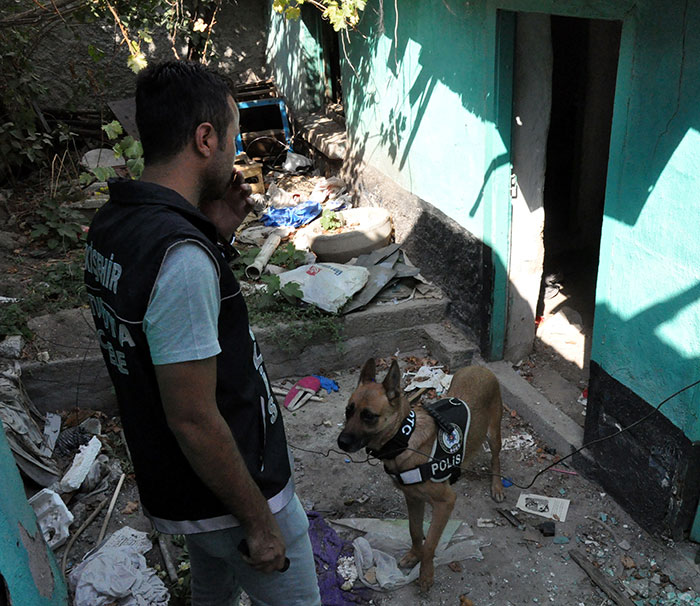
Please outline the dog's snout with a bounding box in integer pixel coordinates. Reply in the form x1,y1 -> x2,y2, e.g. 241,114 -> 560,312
337,433 -> 352,451
337,432 -> 357,452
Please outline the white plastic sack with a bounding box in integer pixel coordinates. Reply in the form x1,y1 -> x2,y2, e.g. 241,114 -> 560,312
283,151 -> 313,172
69,527 -> 169,606
279,263 -> 369,313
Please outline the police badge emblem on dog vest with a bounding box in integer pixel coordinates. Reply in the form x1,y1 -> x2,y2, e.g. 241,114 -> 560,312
387,397 -> 471,486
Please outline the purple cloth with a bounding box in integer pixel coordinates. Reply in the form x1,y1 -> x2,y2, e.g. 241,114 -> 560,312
306,511 -> 371,606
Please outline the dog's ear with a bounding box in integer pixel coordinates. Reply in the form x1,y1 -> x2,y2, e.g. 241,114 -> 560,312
358,358 -> 377,385
382,360 -> 402,404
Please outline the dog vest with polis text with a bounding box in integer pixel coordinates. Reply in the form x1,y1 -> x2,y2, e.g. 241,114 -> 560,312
386,397 -> 471,485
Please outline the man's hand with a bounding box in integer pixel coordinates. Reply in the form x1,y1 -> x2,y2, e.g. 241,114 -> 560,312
240,517 -> 288,572
200,169 -> 254,241
155,358 -> 288,573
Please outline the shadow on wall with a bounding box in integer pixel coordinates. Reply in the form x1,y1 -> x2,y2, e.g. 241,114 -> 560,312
342,0 -> 700,226
266,7 -> 327,114
584,280 -> 700,536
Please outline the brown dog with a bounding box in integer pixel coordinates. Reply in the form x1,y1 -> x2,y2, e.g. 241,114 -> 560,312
337,358 -> 505,590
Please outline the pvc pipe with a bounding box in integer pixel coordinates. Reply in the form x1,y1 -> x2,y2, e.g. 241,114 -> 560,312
245,234 -> 282,279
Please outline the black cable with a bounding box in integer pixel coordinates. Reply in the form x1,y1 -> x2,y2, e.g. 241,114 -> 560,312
289,377 -> 700,490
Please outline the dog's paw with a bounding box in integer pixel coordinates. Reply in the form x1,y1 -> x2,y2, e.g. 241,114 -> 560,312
491,482 -> 506,502
417,564 -> 434,592
399,549 -> 421,569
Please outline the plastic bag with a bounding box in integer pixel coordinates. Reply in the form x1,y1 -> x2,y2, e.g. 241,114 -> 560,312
278,263 -> 369,313
283,151 -> 313,172
69,527 -> 169,606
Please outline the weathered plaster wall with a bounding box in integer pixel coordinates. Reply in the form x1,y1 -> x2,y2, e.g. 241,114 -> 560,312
0,428 -> 67,605
266,5 -> 327,114
329,0 -> 699,442
591,1 -> 700,445
30,0 -> 269,110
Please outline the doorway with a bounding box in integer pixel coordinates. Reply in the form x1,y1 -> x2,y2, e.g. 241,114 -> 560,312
505,13 -> 622,427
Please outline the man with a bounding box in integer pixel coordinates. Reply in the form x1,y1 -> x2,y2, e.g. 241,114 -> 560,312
84,61 -> 321,605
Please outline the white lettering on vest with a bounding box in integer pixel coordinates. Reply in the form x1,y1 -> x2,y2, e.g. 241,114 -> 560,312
430,453 -> 462,476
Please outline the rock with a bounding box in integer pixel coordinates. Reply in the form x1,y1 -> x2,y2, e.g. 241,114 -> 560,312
0,335 -> 23,358
0,231 -> 20,251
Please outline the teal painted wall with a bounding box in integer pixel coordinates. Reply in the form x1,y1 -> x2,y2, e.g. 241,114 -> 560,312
592,1 -> 700,444
0,427 -> 68,604
266,0 -> 700,441
266,3 -> 328,113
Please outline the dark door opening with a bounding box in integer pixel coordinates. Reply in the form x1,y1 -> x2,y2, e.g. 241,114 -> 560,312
534,15 -> 621,424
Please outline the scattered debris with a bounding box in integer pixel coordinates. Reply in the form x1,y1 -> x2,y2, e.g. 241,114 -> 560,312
283,376 -> 321,411
29,488 -> 74,548
403,365 -> 452,395
537,521 -> 556,537
0,362 -> 60,485
278,263 -> 369,313
58,435 -> 102,492
68,527 -> 169,606
569,548 -> 634,606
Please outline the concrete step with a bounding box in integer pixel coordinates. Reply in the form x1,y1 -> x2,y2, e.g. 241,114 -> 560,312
486,360 -> 585,459
19,296 -> 478,412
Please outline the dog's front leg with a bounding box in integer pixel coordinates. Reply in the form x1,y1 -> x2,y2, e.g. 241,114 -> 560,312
418,487 -> 456,591
398,493 -> 425,569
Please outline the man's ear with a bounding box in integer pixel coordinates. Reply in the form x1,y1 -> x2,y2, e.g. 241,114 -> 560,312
382,360 -> 402,404
358,358 -> 376,385
193,122 -> 217,158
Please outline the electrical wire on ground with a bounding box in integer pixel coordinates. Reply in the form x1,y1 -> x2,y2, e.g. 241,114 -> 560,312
289,376 -> 700,490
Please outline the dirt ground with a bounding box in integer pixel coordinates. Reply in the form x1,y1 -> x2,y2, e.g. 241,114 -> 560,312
281,359 -> 699,606
45,355 -> 699,606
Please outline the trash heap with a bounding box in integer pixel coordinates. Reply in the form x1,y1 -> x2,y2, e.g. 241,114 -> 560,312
232,152 -> 442,315
0,361 -> 171,605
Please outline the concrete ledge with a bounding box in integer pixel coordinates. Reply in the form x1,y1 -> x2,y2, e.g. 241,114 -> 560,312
19,297 -> 478,411
486,360 -> 584,457
296,111 -> 347,160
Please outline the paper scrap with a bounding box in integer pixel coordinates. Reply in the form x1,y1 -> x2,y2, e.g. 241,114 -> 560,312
516,493 -> 570,522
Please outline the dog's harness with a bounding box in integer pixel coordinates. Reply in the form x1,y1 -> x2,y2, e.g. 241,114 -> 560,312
366,409 -> 416,460
379,398 -> 471,486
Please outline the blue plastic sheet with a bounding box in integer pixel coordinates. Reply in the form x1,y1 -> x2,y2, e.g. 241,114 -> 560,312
261,200 -> 321,227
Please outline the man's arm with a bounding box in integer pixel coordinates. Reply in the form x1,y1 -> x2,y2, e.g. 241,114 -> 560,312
154,357 -> 286,572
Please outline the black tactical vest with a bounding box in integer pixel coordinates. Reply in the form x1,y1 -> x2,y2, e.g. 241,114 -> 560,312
84,179 -> 291,532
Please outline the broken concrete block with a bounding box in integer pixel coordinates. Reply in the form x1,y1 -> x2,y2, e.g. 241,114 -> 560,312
0,335 -> 24,359
28,488 -> 74,548
59,436 -> 102,492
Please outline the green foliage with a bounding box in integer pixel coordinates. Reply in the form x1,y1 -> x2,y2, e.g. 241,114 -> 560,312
80,121 -> 144,186
270,242 -> 307,269
30,199 -> 86,251
273,0 -> 367,30
320,209 -> 343,231
0,304 -> 31,340
0,29 -> 55,181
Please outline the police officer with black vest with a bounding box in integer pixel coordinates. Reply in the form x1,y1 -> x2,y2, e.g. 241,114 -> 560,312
85,61 -> 321,605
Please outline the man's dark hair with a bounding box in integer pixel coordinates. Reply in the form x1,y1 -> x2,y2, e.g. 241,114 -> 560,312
135,61 -> 235,164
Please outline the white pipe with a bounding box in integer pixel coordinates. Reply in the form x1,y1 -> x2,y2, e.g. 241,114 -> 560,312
245,234 -> 282,279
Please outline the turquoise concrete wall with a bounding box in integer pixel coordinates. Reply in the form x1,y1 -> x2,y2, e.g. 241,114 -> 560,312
336,0 -> 699,441
266,3 -> 327,113
0,427 -> 68,604
266,0 -> 700,442
592,1 -> 700,445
